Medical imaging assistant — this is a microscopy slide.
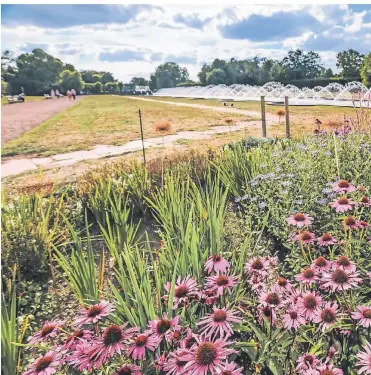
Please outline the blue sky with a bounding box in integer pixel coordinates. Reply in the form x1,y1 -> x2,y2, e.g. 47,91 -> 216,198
1,4 -> 370,82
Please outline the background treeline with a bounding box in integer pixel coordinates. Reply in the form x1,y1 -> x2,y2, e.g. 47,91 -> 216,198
2,48 -> 371,95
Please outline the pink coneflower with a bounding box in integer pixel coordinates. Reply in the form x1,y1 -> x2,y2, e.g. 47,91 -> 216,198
148,313 -> 180,341
23,351 -> 61,375
205,274 -> 238,297
297,291 -> 322,321
359,196 -> 371,207
332,179 -> 356,193
351,306 -> 371,328
198,307 -> 242,339
344,216 -> 361,230
330,196 -> 355,213
356,342 -> 371,375
259,289 -> 283,308
287,288 -> 302,306
62,329 -> 93,351
163,349 -> 188,375
182,328 -> 199,349
316,364 -> 344,375
220,362 -> 244,375
154,353 -> 167,372
283,308 -> 306,330
296,353 -> 320,374
266,256 -> 279,268
199,289 -> 218,305
286,212 -> 313,227
113,364 -> 142,375
359,221 -> 370,229
244,257 -> 270,276
28,320 -> 64,344
313,301 -> 339,331
258,305 -> 276,325
334,255 -> 356,272
164,276 -> 200,308
247,274 -> 266,292
293,231 -> 316,244
275,276 -> 293,293
295,267 -> 318,285
312,256 -> 332,272
88,324 -> 139,368
317,233 -> 337,247
321,268 -> 362,292
74,300 -> 114,326
67,343 -> 95,372
128,331 -> 160,360
181,337 -> 235,375
204,255 -> 230,274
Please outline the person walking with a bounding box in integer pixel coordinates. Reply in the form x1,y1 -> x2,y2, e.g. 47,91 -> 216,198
66,90 -> 72,100
71,88 -> 76,100
55,89 -> 60,98
50,89 -> 55,98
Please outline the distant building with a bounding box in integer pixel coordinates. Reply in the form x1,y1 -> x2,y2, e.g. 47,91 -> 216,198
135,85 -> 150,94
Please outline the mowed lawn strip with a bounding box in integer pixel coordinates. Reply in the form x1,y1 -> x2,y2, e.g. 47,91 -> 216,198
2,95 -> 247,157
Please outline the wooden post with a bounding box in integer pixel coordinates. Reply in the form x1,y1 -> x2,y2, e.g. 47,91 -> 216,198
260,96 -> 267,138
138,109 -> 146,165
285,96 -> 290,139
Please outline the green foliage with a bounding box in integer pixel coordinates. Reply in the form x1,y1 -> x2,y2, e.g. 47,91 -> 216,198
84,81 -> 102,94
336,49 -> 364,80
104,81 -> 119,93
206,68 -> 227,85
130,77 -> 149,87
59,69 -> 84,92
150,62 -> 189,90
361,53 -> 371,87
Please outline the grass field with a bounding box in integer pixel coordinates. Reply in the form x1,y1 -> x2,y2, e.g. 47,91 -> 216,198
149,96 -> 364,119
1,95 -> 45,105
2,95 -> 247,157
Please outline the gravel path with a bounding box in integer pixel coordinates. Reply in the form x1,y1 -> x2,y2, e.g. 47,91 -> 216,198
2,96 -> 83,144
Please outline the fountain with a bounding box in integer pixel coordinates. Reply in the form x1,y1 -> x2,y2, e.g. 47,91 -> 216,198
154,81 -> 370,107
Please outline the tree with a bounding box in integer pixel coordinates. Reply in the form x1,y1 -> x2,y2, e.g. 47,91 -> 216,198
361,53 -> 371,87
81,70 -> 96,83
150,62 -> 189,90
206,68 -> 227,85
101,72 -> 115,84
118,81 -> 124,93
323,68 -> 334,78
104,82 -> 119,93
84,82 -> 102,94
269,61 -> 287,81
336,49 -> 364,79
59,70 -> 84,93
64,63 -> 75,72
282,49 -> 323,79
1,50 -> 16,80
129,77 -> 149,87
198,64 -> 211,84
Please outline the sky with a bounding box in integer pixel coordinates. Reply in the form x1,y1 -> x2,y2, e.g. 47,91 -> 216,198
1,4 -> 371,82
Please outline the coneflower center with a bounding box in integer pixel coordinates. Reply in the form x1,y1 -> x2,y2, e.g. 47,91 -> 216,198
118,366 -> 134,375
262,306 -> 272,318
294,213 -> 305,222
103,325 -> 123,346
337,256 -> 350,267
35,356 -> 53,371
216,275 -> 229,286
303,268 -> 315,279
321,233 -> 332,242
66,330 -> 84,343
321,309 -> 336,323
41,325 -> 55,337
175,285 -> 188,298
345,217 -> 356,226
300,232 -> 312,241
195,342 -> 218,366
213,310 -> 227,322
361,196 -> 369,204
338,180 -> 349,188
290,311 -> 298,319
135,335 -> 148,347
87,305 -> 103,317
320,370 -> 335,375
331,269 -> 349,284
266,293 -> 280,306
338,197 -> 349,205
251,259 -> 264,270
213,255 -> 222,262
157,319 -> 171,334
315,256 -> 327,267
304,295 -> 317,309
172,331 -> 181,340
278,277 -> 287,286
304,355 -> 314,364
363,309 -> 371,319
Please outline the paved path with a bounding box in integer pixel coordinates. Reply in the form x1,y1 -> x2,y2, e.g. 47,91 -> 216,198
124,96 -> 277,122
2,97 -> 83,143
1,121 -> 260,178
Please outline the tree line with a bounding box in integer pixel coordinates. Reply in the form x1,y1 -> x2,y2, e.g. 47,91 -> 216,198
2,48 -> 371,96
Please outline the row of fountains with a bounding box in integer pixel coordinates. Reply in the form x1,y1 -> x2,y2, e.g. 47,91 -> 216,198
155,81 -> 371,105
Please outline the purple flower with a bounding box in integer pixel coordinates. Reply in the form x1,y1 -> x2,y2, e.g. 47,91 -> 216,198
204,255 -> 230,274
74,300 -> 114,326
23,351 -> 61,375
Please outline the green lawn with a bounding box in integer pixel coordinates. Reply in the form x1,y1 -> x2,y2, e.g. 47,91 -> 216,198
2,95 -> 45,105
2,96 -> 247,157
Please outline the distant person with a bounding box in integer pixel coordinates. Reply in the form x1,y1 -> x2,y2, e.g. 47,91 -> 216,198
17,92 -> 25,103
50,89 -> 55,98
71,88 -> 76,100
66,90 -> 72,100
55,89 -> 60,98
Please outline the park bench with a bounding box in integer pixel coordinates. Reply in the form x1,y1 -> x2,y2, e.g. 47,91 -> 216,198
44,94 -> 52,99
6,96 -> 22,104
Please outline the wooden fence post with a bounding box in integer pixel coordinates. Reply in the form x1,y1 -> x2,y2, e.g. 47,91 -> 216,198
285,96 -> 290,139
261,96 -> 267,138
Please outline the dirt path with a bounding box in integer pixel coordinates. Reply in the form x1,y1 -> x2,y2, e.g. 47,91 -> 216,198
1,96 -> 83,143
